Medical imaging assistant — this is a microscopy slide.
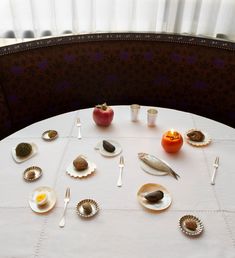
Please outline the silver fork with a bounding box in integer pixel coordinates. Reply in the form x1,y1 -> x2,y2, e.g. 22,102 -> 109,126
211,156 -> 219,185
77,118 -> 82,139
59,187 -> 70,228
117,156 -> 124,187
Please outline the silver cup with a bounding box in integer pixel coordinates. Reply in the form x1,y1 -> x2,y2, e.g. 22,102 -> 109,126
130,104 -> 140,122
147,108 -> 158,127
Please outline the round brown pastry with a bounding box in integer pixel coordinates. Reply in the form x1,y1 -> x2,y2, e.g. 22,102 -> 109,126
82,202 -> 93,215
27,171 -> 36,180
187,130 -> 205,142
185,220 -> 197,231
15,143 -> 32,158
73,156 -> 88,171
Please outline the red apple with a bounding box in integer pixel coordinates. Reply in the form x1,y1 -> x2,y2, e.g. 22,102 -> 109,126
93,103 -> 114,126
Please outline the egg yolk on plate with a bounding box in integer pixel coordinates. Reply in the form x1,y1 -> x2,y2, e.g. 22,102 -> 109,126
36,193 -> 47,203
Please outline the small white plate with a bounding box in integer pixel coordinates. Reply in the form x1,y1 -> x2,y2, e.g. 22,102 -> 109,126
12,143 -> 38,163
29,186 -> 56,214
66,157 -> 96,178
185,129 -> 211,147
137,183 -> 172,211
95,140 -> 122,157
139,160 -> 168,176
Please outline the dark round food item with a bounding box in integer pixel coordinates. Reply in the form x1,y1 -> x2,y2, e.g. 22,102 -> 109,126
73,156 -> 88,171
185,220 -> 197,231
15,143 -> 32,158
103,140 -> 115,153
145,190 -> 164,203
187,130 -> 205,142
27,171 -> 36,180
82,202 -> 93,215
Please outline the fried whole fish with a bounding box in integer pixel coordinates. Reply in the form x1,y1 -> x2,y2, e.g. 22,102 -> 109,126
138,153 -> 180,180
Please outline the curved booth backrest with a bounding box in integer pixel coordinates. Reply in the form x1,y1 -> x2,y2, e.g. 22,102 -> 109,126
0,33 -> 235,139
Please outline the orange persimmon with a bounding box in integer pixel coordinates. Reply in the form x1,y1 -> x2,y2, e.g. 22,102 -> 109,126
161,130 -> 183,153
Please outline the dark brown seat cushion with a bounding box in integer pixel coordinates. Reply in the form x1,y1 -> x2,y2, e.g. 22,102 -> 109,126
0,33 -> 234,139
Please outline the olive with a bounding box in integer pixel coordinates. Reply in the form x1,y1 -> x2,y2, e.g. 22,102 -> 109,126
103,140 -> 115,153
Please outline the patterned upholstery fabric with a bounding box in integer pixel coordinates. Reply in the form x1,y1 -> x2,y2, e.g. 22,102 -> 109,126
0,33 -> 234,139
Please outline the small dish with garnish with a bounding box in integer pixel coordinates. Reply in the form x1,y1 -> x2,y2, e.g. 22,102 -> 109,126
23,166 -> 42,182
76,199 -> 99,218
185,129 -> 211,147
137,183 -> 172,211
94,140 -> 122,157
29,186 -> 56,213
42,130 -> 58,141
66,155 -> 96,178
179,214 -> 204,236
12,142 -> 38,163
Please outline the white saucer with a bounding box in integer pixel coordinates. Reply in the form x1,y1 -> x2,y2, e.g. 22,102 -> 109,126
29,186 -> 56,213
12,143 -> 38,163
137,183 -> 172,211
95,140 -> 122,157
66,157 -> 96,178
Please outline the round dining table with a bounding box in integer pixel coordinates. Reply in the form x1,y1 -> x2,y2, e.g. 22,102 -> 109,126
0,105 -> 235,258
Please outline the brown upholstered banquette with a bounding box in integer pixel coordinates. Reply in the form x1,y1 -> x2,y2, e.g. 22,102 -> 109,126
0,33 -> 234,139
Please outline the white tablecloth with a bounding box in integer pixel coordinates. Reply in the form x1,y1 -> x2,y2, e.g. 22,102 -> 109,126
0,106 -> 235,258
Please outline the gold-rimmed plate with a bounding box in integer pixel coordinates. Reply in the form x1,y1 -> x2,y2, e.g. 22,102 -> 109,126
137,183 -> 172,211
95,140 -> 122,157
12,143 -> 38,163
66,157 -> 96,178
76,199 -> 99,218
185,129 -> 211,147
179,215 -> 204,236
29,186 -> 56,214
23,166 -> 42,182
42,130 -> 58,141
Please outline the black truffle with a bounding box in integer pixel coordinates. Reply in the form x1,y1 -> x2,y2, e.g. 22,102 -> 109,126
15,143 -> 32,158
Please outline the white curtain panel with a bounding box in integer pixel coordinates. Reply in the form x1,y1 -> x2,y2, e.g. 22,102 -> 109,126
0,0 -> 235,43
